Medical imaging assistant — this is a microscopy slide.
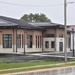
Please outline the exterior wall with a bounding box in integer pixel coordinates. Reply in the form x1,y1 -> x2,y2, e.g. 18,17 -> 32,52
43,38 -> 55,51
25,30 -> 42,52
0,29 -> 13,53
0,27 -> 70,54
56,38 -> 64,52
68,25 -> 75,51
43,28 -> 70,52
0,29 -> 42,53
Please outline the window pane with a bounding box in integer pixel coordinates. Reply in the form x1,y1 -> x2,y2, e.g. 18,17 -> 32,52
51,41 -> 55,48
36,36 -> 37,48
59,34 -> 63,37
22,35 -> 23,48
3,34 -> 12,48
17,34 -> 21,48
27,35 -> 32,48
45,41 -> 49,48
45,34 -> 55,37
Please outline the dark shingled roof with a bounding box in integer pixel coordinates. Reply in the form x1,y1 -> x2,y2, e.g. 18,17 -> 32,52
0,16 -> 67,30
0,18 -> 17,26
29,22 -> 65,28
0,16 -> 44,30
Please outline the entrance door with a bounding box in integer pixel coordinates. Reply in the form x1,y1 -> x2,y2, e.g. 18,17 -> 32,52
59,42 -> 63,51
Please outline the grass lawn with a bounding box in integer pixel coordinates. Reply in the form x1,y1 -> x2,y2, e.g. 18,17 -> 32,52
0,61 -> 75,74
0,61 -> 59,70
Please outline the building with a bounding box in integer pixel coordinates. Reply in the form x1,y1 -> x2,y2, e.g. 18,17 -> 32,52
68,25 -> 75,50
0,16 -> 70,54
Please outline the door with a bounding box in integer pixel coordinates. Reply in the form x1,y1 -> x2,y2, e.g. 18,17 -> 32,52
59,42 -> 63,51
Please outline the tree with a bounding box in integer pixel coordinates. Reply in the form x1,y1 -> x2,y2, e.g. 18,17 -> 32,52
21,13 -> 51,22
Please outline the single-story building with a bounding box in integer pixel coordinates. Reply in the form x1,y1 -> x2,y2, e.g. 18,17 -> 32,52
0,16 -> 70,54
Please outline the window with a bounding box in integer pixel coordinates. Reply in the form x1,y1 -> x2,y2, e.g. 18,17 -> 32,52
17,34 -> 21,48
38,36 -> 39,48
51,41 -> 55,48
45,34 -> 55,37
59,34 -> 63,37
36,36 -> 37,48
68,38 -> 70,48
3,34 -> 12,48
27,35 -> 32,48
22,35 -> 23,48
45,41 -> 49,48
40,36 -> 41,48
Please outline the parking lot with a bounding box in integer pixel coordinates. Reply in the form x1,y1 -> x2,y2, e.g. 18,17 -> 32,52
0,51 -> 75,63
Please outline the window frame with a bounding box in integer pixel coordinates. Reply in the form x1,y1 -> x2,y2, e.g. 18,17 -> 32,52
51,41 -> 55,48
45,34 -> 55,37
59,34 -> 63,38
27,35 -> 33,48
45,41 -> 49,48
17,34 -> 21,48
3,34 -> 12,48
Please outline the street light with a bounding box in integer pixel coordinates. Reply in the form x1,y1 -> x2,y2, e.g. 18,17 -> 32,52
64,0 -> 74,62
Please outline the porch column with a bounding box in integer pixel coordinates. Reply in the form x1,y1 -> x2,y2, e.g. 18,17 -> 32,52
24,29 -> 25,55
16,28 -> 17,53
54,28 -> 57,51
13,29 -> 14,52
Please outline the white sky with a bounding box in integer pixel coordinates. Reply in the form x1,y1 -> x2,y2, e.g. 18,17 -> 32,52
0,0 -> 75,25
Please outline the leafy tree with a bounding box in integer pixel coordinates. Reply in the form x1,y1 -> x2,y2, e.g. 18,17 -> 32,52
21,13 -> 51,22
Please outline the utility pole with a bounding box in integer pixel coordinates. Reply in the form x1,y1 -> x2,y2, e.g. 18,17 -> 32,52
64,0 -> 67,62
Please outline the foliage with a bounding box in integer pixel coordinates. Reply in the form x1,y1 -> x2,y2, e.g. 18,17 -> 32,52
21,13 -> 51,22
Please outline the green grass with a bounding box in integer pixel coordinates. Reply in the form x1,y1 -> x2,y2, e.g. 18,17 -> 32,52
0,61 -> 75,74
0,61 -> 59,70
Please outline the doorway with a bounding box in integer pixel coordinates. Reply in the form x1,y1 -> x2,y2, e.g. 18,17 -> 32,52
59,42 -> 63,51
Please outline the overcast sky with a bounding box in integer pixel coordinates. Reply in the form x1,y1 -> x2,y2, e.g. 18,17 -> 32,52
0,0 -> 75,25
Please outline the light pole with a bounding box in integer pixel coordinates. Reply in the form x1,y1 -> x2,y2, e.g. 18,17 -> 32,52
64,0 -> 67,62
64,0 -> 74,62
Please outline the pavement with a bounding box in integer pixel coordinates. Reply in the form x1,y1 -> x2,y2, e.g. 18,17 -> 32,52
0,51 -> 75,63
29,51 -> 75,58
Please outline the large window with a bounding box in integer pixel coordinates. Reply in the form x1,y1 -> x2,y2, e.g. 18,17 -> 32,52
17,34 -> 21,48
59,34 -> 63,37
38,36 -> 39,48
68,38 -> 70,48
51,41 -> 55,48
27,35 -> 32,48
45,41 -> 49,48
22,35 -> 23,48
40,36 -> 42,48
45,34 -> 55,37
3,34 -> 12,48
36,36 -> 37,48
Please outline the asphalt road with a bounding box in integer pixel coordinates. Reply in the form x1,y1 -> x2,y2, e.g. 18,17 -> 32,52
43,51 -> 75,57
